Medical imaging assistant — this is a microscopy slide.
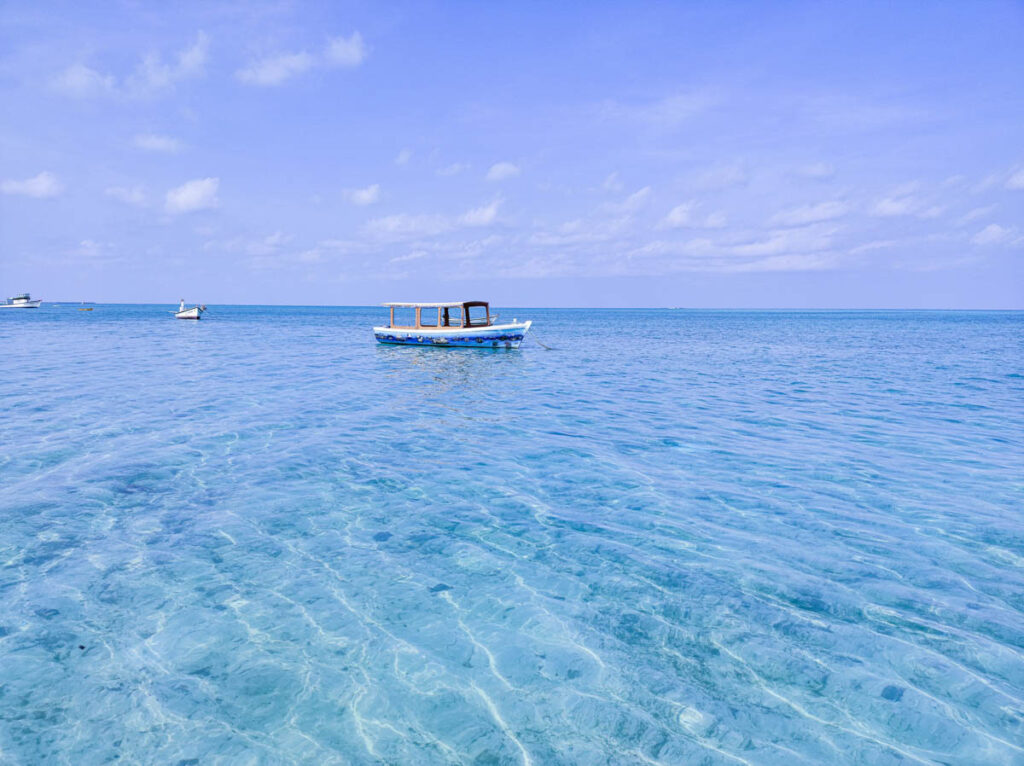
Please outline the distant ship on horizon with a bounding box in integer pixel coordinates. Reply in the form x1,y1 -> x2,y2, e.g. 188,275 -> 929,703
0,292 -> 42,308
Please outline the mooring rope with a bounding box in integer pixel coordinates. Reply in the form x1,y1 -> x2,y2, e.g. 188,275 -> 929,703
530,329 -> 554,350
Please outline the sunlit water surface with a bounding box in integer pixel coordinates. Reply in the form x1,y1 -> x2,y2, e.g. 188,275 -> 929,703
1,306 -> 1022,765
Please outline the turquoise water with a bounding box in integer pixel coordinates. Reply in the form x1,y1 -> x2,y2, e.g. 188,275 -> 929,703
2,306 -> 1022,765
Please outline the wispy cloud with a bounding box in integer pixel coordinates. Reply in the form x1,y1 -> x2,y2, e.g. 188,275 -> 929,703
105,186 -> 146,206
52,33 -> 208,99
165,177 -> 219,214
365,200 -> 501,241
971,223 -> 1019,246
794,162 -> 835,180
870,196 -> 919,217
1006,168 -> 1024,190
127,32 -> 209,95
459,200 -> 500,226
770,200 -> 848,226
601,172 -> 623,192
695,162 -> 747,190
133,133 -> 182,153
237,31 -> 367,86
957,206 -> 995,226
325,32 -> 368,67
394,149 -> 412,166
237,52 -> 314,86
51,64 -> 115,98
345,184 -> 380,205
731,223 -> 838,257
1,171 -> 63,198
207,231 -> 292,257
486,162 -> 520,181
364,212 -> 450,239
603,186 -> 652,214
660,201 -> 727,229
602,91 -> 719,129
436,162 -> 468,177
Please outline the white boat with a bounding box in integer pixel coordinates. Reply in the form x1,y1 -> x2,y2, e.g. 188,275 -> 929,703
374,301 -> 532,348
0,292 -> 42,309
175,299 -> 206,320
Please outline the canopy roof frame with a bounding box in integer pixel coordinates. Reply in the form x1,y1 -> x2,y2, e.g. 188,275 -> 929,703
381,301 -> 487,308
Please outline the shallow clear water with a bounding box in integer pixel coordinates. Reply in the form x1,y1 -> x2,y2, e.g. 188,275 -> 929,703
1,306 -> 1022,765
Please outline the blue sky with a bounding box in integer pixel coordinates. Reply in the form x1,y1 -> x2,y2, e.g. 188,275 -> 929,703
1,1 -> 1022,307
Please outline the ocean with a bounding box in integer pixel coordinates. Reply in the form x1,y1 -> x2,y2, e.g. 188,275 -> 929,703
1,305 -> 1022,764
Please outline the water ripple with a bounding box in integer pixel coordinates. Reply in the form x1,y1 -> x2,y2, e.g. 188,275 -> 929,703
1,306 -> 1022,764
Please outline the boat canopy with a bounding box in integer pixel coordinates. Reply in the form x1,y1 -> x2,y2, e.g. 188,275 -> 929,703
381,301 -> 492,329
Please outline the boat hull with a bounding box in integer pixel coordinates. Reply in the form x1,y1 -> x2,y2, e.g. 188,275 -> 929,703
175,307 -> 203,319
373,321 -> 532,349
0,301 -> 42,308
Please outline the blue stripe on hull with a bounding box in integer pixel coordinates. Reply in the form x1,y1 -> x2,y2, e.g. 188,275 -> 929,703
375,332 -> 526,349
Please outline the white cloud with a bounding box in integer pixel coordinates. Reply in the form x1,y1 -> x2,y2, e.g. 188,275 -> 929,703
661,201 -> 727,229
247,232 -> 291,256
236,52 -> 314,86
667,203 -> 704,226
486,162 -> 520,181
133,133 -> 182,153
731,224 -> 837,257
437,162 -> 468,177
460,200 -> 500,226
602,172 -> 623,192
365,200 -> 501,241
871,196 -> 918,217
971,224 -> 1016,246
53,33 -> 208,99
1006,168 -> 1024,190
237,31 -> 367,86
957,206 -> 995,226
326,32 -> 368,67
603,91 -> 719,129
603,186 -> 651,215
1,171 -> 63,198
365,213 -> 450,239
346,184 -> 381,205
770,201 -> 848,226
75,239 -> 103,257
794,162 -> 835,180
127,32 -> 209,95
52,64 -> 115,98
695,162 -> 747,190
105,186 -> 146,205
165,177 -> 219,214
389,250 -> 428,265
394,149 -> 412,165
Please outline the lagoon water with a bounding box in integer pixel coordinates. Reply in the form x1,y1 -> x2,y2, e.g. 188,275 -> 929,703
1,305 -> 1022,764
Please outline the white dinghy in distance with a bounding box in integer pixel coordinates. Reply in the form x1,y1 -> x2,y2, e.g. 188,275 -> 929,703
374,301 -> 532,349
0,292 -> 42,308
175,299 -> 206,320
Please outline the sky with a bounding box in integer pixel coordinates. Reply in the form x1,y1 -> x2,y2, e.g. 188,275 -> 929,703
1,0 -> 1022,307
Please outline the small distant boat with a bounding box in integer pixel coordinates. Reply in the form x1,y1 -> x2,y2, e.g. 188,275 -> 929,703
175,299 -> 206,320
374,301 -> 531,348
0,292 -> 42,309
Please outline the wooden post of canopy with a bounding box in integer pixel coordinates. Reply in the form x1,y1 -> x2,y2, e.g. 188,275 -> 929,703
390,306 -> 394,327
415,306 -> 422,328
